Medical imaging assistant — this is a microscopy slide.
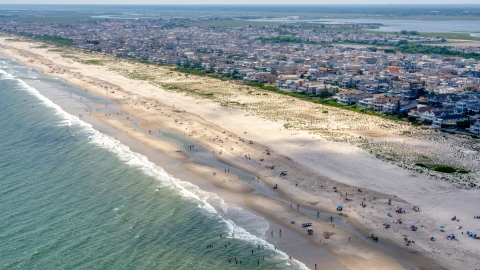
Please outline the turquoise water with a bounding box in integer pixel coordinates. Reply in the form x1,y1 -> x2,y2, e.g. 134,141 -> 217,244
0,59 -> 306,270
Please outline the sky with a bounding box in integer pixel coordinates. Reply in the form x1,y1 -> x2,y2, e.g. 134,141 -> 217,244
0,1 -> 478,4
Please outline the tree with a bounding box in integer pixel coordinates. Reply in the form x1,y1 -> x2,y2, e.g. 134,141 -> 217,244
407,115 -> 417,122
418,88 -> 427,97
319,90 -> 331,99
400,30 -> 408,35
456,120 -> 471,130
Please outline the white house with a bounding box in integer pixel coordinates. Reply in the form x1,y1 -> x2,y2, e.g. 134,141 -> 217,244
470,119 -> 480,134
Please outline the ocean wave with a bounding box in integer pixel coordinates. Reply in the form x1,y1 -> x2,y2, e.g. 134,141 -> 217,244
0,67 -> 308,270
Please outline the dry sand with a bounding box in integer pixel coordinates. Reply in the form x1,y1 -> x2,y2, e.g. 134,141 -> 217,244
1,36 -> 480,270
244,194 -> 404,270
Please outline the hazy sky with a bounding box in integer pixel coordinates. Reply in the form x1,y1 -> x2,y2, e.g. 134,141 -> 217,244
0,1 -> 477,4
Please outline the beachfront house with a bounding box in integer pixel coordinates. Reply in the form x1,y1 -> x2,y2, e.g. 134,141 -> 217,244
408,106 -> 432,120
335,91 -> 373,105
383,97 -> 402,114
358,98 -> 375,110
418,109 -> 455,123
470,119 -> 480,134
432,114 -> 470,128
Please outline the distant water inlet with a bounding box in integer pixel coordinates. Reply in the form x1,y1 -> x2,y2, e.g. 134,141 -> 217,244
0,59 -> 307,269
249,18 -> 480,33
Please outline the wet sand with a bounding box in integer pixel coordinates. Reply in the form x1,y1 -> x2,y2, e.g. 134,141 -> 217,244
180,161 -> 255,194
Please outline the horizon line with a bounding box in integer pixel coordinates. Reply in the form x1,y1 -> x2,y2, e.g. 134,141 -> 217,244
1,3 -> 480,6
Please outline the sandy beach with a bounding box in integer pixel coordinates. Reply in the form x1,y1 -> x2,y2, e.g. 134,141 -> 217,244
2,35 -> 480,270
244,194 -> 404,270
180,161 -> 255,194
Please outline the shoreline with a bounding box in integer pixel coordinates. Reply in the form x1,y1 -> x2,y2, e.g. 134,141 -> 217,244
10,66 -> 346,269
1,38 -> 475,269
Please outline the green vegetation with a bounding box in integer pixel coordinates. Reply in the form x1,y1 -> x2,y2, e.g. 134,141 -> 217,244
393,44 -> 480,60
61,54 -> 79,59
415,163 -> 469,174
400,30 -> 419,35
405,32 -> 480,42
86,40 -> 100,45
18,34 -> 73,46
115,55 -> 166,66
257,35 -> 330,45
456,120 -> 472,130
199,93 -> 215,98
173,66 -> 213,76
35,35 -> 73,46
80,59 -> 105,65
5,38 -> 22,42
415,163 -> 429,169
258,35 -> 307,44
434,166 -> 457,173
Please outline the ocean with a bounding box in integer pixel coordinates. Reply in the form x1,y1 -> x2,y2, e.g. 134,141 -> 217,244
0,57 -> 306,270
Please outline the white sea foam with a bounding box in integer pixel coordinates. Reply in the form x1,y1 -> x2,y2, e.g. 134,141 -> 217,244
0,66 -> 309,270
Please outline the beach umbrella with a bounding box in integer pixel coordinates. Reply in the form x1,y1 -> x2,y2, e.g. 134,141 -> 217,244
440,226 -> 445,229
